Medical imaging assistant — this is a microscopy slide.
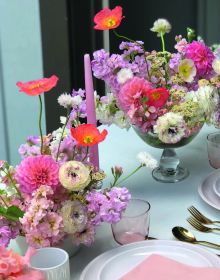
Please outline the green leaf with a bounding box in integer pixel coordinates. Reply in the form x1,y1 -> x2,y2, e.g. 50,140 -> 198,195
0,205 -> 24,222
0,189 -> 7,195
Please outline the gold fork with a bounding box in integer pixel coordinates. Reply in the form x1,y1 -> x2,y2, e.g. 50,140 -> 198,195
188,206 -> 220,225
187,216 -> 220,233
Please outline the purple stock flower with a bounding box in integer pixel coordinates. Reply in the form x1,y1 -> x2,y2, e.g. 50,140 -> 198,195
92,49 -> 111,79
0,224 -> 13,247
169,53 -> 181,72
119,41 -> 144,57
27,136 -> 40,145
86,187 -> 131,225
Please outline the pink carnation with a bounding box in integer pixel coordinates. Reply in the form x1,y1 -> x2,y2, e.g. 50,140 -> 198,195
15,155 -> 59,194
118,77 -> 153,112
0,246 -> 45,279
185,41 -> 214,77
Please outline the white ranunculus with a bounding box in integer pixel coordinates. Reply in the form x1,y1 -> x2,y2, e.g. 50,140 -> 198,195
117,68 -> 133,84
212,58 -> 220,75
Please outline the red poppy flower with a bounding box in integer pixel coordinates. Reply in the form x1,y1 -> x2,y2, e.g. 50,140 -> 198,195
94,6 -> 124,30
145,88 -> 170,108
71,124 -> 108,146
16,75 -> 59,96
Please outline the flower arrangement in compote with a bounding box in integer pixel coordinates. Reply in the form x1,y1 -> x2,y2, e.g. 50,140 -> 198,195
91,6 -> 220,182
0,76 -> 134,249
92,6 -> 220,143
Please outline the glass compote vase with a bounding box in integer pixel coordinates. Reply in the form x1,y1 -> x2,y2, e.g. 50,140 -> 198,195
133,126 -> 202,183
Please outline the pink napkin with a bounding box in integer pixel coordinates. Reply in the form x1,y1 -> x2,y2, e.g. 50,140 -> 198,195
119,254 -> 220,280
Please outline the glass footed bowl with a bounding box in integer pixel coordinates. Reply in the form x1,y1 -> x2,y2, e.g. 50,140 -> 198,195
133,125 -> 203,183
133,126 -> 202,149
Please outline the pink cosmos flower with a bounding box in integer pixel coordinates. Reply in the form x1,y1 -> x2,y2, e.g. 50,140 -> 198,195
118,77 -> 153,112
185,41 -> 214,77
15,155 -> 59,194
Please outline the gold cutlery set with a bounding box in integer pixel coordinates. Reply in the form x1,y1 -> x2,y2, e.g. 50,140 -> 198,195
172,206 -> 220,252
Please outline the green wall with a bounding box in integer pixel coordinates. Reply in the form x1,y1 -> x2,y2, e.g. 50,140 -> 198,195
0,0 -> 45,165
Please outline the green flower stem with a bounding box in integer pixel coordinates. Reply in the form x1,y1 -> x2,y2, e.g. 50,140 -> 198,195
38,95 -> 44,154
160,32 -> 166,52
0,195 -> 8,207
114,165 -> 143,186
1,169 -> 22,197
56,108 -> 71,161
113,30 -> 143,47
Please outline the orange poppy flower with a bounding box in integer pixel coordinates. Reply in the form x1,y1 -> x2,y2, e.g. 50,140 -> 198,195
71,124 -> 108,146
94,6 -> 124,30
145,88 -> 170,108
16,75 -> 59,96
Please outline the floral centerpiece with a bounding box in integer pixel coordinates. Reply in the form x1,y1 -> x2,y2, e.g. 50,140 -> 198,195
91,6 -> 220,182
0,76 -> 133,249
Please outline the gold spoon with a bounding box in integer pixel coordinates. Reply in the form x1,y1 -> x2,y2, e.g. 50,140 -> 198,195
172,226 -> 220,250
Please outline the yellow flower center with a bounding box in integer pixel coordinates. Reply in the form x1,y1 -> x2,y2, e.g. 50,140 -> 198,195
107,18 -> 116,27
152,92 -> 161,100
83,135 -> 94,144
179,64 -> 191,78
28,82 -> 42,90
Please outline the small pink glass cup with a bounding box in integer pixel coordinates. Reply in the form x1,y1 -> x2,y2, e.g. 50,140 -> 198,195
207,132 -> 220,169
111,198 -> 151,245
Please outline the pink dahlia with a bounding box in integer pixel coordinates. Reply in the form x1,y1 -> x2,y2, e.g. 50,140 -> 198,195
15,155 -> 59,194
185,41 -> 214,77
118,77 -> 153,112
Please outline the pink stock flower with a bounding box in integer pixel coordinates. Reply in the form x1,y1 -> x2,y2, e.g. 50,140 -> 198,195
174,38 -> 187,53
118,77 -> 153,112
15,155 -> 59,194
185,41 -> 214,77
26,230 -> 50,248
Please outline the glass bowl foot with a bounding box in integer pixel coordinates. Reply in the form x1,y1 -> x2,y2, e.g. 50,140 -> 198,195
152,166 -> 189,183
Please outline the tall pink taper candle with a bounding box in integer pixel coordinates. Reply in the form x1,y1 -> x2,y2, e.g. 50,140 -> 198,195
84,54 -> 99,168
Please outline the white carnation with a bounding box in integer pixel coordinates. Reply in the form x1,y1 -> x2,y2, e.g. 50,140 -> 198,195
150,18 -> 171,36
114,111 -> 131,129
72,95 -> 82,106
137,152 -> 158,169
117,68 -> 133,84
58,93 -> 76,108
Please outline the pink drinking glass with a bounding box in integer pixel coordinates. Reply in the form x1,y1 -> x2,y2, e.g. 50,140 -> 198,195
111,198 -> 151,245
207,132 -> 220,169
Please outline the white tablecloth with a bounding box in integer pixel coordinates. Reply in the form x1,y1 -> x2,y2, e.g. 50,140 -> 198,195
70,124 -> 220,279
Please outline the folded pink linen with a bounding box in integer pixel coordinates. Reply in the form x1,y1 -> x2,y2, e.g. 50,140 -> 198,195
119,254 -> 220,280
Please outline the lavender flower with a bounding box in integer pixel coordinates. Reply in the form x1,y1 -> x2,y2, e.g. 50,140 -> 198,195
0,226 -> 11,247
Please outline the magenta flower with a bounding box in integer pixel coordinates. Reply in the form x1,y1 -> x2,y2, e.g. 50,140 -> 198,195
118,77 -> 152,112
185,41 -> 214,77
15,155 -> 59,194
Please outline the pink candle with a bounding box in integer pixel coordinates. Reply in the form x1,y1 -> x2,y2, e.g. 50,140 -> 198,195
84,54 -> 99,168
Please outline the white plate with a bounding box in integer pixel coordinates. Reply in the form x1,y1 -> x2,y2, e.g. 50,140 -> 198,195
198,170 -> 220,210
213,177 -> 220,198
80,240 -> 220,280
